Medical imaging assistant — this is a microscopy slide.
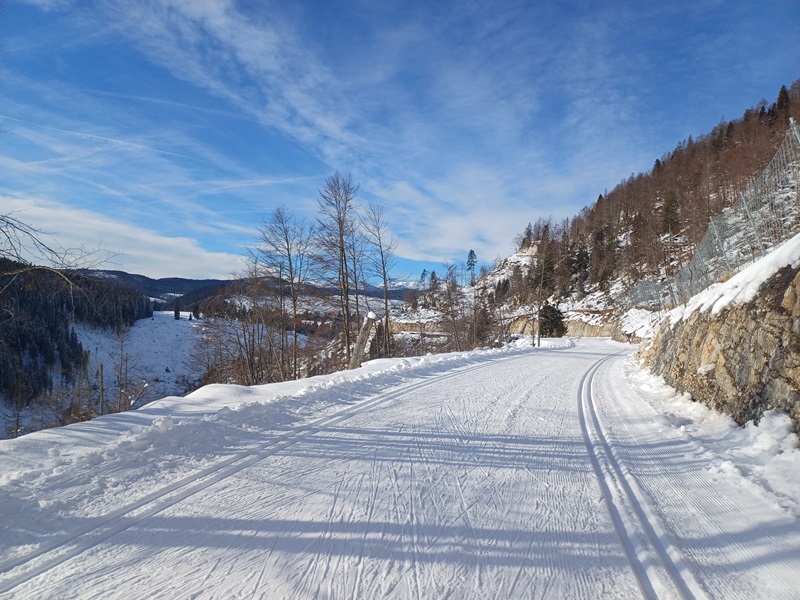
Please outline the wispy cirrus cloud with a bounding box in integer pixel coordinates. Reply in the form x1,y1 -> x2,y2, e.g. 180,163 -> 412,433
0,114 -> 197,160
4,0 -> 799,278
2,193 -> 246,279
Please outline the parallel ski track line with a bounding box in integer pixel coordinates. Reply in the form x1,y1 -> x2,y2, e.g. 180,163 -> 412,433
578,352 -> 709,600
0,352 -> 530,596
600,359 -> 800,599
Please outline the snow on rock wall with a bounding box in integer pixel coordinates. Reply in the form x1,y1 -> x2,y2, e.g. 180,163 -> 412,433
640,264 -> 800,428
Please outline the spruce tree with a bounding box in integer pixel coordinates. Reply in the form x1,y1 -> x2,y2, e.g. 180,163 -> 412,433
467,250 -> 477,284
539,303 -> 566,337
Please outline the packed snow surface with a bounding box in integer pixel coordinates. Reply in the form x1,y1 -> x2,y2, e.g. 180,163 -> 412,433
1,338 -> 799,599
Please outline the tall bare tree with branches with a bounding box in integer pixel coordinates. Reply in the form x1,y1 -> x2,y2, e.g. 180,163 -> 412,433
256,205 -> 314,380
362,203 -> 398,357
200,260 -> 284,386
315,171 -> 359,364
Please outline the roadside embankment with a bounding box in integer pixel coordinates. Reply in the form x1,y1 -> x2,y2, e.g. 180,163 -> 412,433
639,263 -> 800,428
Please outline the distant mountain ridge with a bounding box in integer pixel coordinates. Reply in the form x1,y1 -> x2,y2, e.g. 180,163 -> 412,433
80,269 -> 412,304
78,270 -> 230,301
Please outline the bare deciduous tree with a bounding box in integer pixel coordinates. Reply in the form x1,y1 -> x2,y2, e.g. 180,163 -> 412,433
1,212 -> 112,304
1,213 -> 59,264
441,262 -> 466,352
257,205 -> 314,380
315,171 -> 359,364
198,261 -> 284,386
347,226 -> 368,330
362,203 -> 398,357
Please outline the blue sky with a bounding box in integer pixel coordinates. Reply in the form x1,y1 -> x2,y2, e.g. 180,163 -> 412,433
1,0 -> 798,280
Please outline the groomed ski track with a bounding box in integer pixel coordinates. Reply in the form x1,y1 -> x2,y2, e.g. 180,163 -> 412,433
1,339 -> 799,599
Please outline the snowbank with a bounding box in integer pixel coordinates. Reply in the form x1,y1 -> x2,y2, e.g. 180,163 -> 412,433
626,357 -> 800,517
0,336 -> 574,480
669,231 -> 800,323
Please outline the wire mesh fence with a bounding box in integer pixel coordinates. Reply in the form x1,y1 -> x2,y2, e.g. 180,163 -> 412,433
621,118 -> 800,311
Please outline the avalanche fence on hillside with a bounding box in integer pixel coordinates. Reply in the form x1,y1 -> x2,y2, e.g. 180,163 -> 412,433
624,118 -> 800,311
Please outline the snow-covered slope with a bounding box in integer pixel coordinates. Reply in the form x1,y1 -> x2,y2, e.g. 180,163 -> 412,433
76,311 -> 204,405
1,312 -> 205,438
668,230 -> 800,322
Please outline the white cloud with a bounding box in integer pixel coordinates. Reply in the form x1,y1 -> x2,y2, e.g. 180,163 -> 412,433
5,0 -> 797,279
2,194 -> 245,279
17,0 -> 72,9
15,1 -> 594,269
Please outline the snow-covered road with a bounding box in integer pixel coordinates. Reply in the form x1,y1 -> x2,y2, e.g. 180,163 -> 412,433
1,339 -> 799,599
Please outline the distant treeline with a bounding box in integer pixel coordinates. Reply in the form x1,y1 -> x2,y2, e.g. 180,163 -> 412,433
0,259 -> 152,408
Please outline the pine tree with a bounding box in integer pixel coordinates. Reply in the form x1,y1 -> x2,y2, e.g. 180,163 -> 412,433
419,269 -> 428,289
518,223 -> 533,251
539,303 -> 566,337
467,249 -> 477,284
776,85 -> 790,121
660,189 -> 679,235
428,271 -> 439,293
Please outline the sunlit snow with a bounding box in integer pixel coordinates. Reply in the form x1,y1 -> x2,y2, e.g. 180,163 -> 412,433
1,338 -> 799,598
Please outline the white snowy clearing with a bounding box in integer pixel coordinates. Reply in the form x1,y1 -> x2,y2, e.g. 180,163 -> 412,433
1,338 -> 799,599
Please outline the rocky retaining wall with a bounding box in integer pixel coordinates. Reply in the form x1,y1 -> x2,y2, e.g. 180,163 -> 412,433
565,310 -> 646,344
507,315 -> 601,337
566,319 -> 617,339
505,312 -> 639,342
639,265 -> 800,428
389,320 -> 445,334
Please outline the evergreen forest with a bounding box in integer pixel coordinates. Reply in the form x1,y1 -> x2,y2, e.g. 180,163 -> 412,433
0,260 -> 152,412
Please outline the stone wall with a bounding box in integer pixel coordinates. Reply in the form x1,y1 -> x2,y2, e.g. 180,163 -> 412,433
507,315 -> 610,338
566,319 -> 617,339
639,265 -> 800,428
565,310 -> 647,344
389,320 -> 444,334
506,312 -> 637,342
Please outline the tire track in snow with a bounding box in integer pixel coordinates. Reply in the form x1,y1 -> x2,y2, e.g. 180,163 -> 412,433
578,352 -> 709,600
0,356 -> 527,596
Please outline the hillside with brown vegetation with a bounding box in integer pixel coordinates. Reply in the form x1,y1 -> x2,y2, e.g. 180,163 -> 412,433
502,81 -> 800,305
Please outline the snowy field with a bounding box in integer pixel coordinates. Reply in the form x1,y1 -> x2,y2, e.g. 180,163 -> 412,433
1,338 -> 799,599
0,312 -> 205,439
76,311 -> 204,408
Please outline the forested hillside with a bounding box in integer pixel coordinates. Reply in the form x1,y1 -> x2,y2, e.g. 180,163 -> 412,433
0,261 -> 152,430
502,81 -> 800,304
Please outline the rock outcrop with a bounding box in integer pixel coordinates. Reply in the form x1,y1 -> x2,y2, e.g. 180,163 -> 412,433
507,315 -> 535,336
565,315 -> 617,339
639,265 -> 800,428
566,309 -> 652,344
389,320 -> 444,334
508,309 -> 646,343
